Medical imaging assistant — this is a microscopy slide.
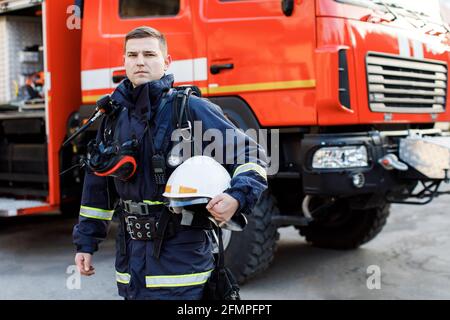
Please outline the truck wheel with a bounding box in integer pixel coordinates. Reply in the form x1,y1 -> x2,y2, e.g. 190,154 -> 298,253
298,200 -> 390,249
224,191 -> 279,283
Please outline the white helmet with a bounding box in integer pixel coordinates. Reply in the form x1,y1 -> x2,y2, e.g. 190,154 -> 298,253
163,155 -> 247,231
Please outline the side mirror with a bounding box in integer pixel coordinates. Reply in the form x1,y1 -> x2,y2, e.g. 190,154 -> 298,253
281,0 -> 294,17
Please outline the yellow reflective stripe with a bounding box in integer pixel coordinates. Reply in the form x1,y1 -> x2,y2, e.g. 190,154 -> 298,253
145,269 -> 213,288
233,162 -> 267,180
142,200 -> 166,205
116,271 -> 130,284
207,79 -> 316,94
82,95 -> 102,104
79,206 -> 114,221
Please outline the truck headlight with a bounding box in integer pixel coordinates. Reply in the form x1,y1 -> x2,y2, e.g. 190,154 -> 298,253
312,145 -> 368,169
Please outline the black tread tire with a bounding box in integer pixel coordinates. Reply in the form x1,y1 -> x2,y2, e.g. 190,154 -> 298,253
299,202 -> 390,250
224,191 -> 279,283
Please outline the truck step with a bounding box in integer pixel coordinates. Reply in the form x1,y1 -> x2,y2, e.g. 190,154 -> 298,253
0,198 -> 47,217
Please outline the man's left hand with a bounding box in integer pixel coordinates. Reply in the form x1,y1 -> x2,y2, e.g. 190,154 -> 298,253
206,193 -> 239,225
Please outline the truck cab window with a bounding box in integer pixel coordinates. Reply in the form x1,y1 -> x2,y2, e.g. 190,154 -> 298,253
119,0 -> 180,18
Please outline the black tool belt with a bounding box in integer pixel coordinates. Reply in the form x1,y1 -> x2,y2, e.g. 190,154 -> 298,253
120,199 -> 163,215
118,199 -> 214,259
124,214 -> 179,241
119,199 -> 213,240
119,199 -> 177,241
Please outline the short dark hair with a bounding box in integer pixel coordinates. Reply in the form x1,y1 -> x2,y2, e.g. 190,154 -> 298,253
125,26 -> 168,56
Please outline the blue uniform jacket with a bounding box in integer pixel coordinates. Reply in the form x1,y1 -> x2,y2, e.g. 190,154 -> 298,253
72,74 -> 268,299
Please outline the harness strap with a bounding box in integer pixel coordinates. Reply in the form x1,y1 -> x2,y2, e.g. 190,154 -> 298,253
153,207 -> 172,259
173,88 -> 195,141
119,216 -> 127,256
217,226 -> 225,269
148,89 -> 174,155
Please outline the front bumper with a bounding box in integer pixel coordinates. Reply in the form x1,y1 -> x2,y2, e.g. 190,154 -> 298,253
300,128 -> 450,196
400,136 -> 450,179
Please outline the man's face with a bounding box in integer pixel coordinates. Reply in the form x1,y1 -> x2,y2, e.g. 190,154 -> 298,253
124,37 -> 171,87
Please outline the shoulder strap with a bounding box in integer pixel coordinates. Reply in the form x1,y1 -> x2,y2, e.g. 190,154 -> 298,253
151,86 -> 198,156
151,88 -> 197,200
147,89 -> 175,154
102,108 -> 122,143
158,88 -> 175,113
172,87 -> 196,141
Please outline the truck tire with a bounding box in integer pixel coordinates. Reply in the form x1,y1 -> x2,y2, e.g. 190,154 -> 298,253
224,191 -> 279,283
299,201 -> 390,249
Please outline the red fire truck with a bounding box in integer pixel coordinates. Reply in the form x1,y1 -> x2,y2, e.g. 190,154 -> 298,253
1,0 -> 450,282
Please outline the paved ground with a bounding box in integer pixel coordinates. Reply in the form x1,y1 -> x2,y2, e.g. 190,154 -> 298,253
1,186 -> 450,300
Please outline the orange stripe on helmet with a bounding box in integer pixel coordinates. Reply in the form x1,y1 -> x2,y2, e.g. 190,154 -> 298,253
179,186 -> 198,194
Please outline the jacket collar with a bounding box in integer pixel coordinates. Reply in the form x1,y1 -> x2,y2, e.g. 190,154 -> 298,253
112,74 -> 174,114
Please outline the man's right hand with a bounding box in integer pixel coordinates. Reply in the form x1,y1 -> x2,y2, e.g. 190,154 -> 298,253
75,252 -> 95,276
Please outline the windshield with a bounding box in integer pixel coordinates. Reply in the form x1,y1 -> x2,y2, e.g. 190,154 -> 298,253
335,0 -> 444,24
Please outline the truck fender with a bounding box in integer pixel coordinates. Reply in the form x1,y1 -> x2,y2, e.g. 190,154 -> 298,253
207,96 -> 261,131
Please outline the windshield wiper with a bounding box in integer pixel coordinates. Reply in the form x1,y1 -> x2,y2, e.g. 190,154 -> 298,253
372,0 -> 398,22
407,8 -> 448,35
385,1 -> 448,34
405,8 -> 427,28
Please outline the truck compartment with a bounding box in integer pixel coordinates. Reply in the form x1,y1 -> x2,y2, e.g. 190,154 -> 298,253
0,117 -> 47,197
0,7 -> 44,107
0,2 -> 47,199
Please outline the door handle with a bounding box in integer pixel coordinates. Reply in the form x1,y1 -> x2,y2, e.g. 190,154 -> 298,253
210,63 -> 234,75
281,0 -> 294,16
112,70 -> 127,84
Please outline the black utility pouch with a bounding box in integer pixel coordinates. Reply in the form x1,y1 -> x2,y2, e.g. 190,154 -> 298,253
152,153 -> 166,185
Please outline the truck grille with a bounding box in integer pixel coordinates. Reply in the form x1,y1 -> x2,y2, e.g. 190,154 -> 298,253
366,52 -> 447,113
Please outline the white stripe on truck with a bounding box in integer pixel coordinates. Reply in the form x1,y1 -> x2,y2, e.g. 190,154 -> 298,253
81,57 -> 208,91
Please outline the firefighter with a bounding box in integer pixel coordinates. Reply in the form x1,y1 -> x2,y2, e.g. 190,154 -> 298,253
72,26 -> 268,300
